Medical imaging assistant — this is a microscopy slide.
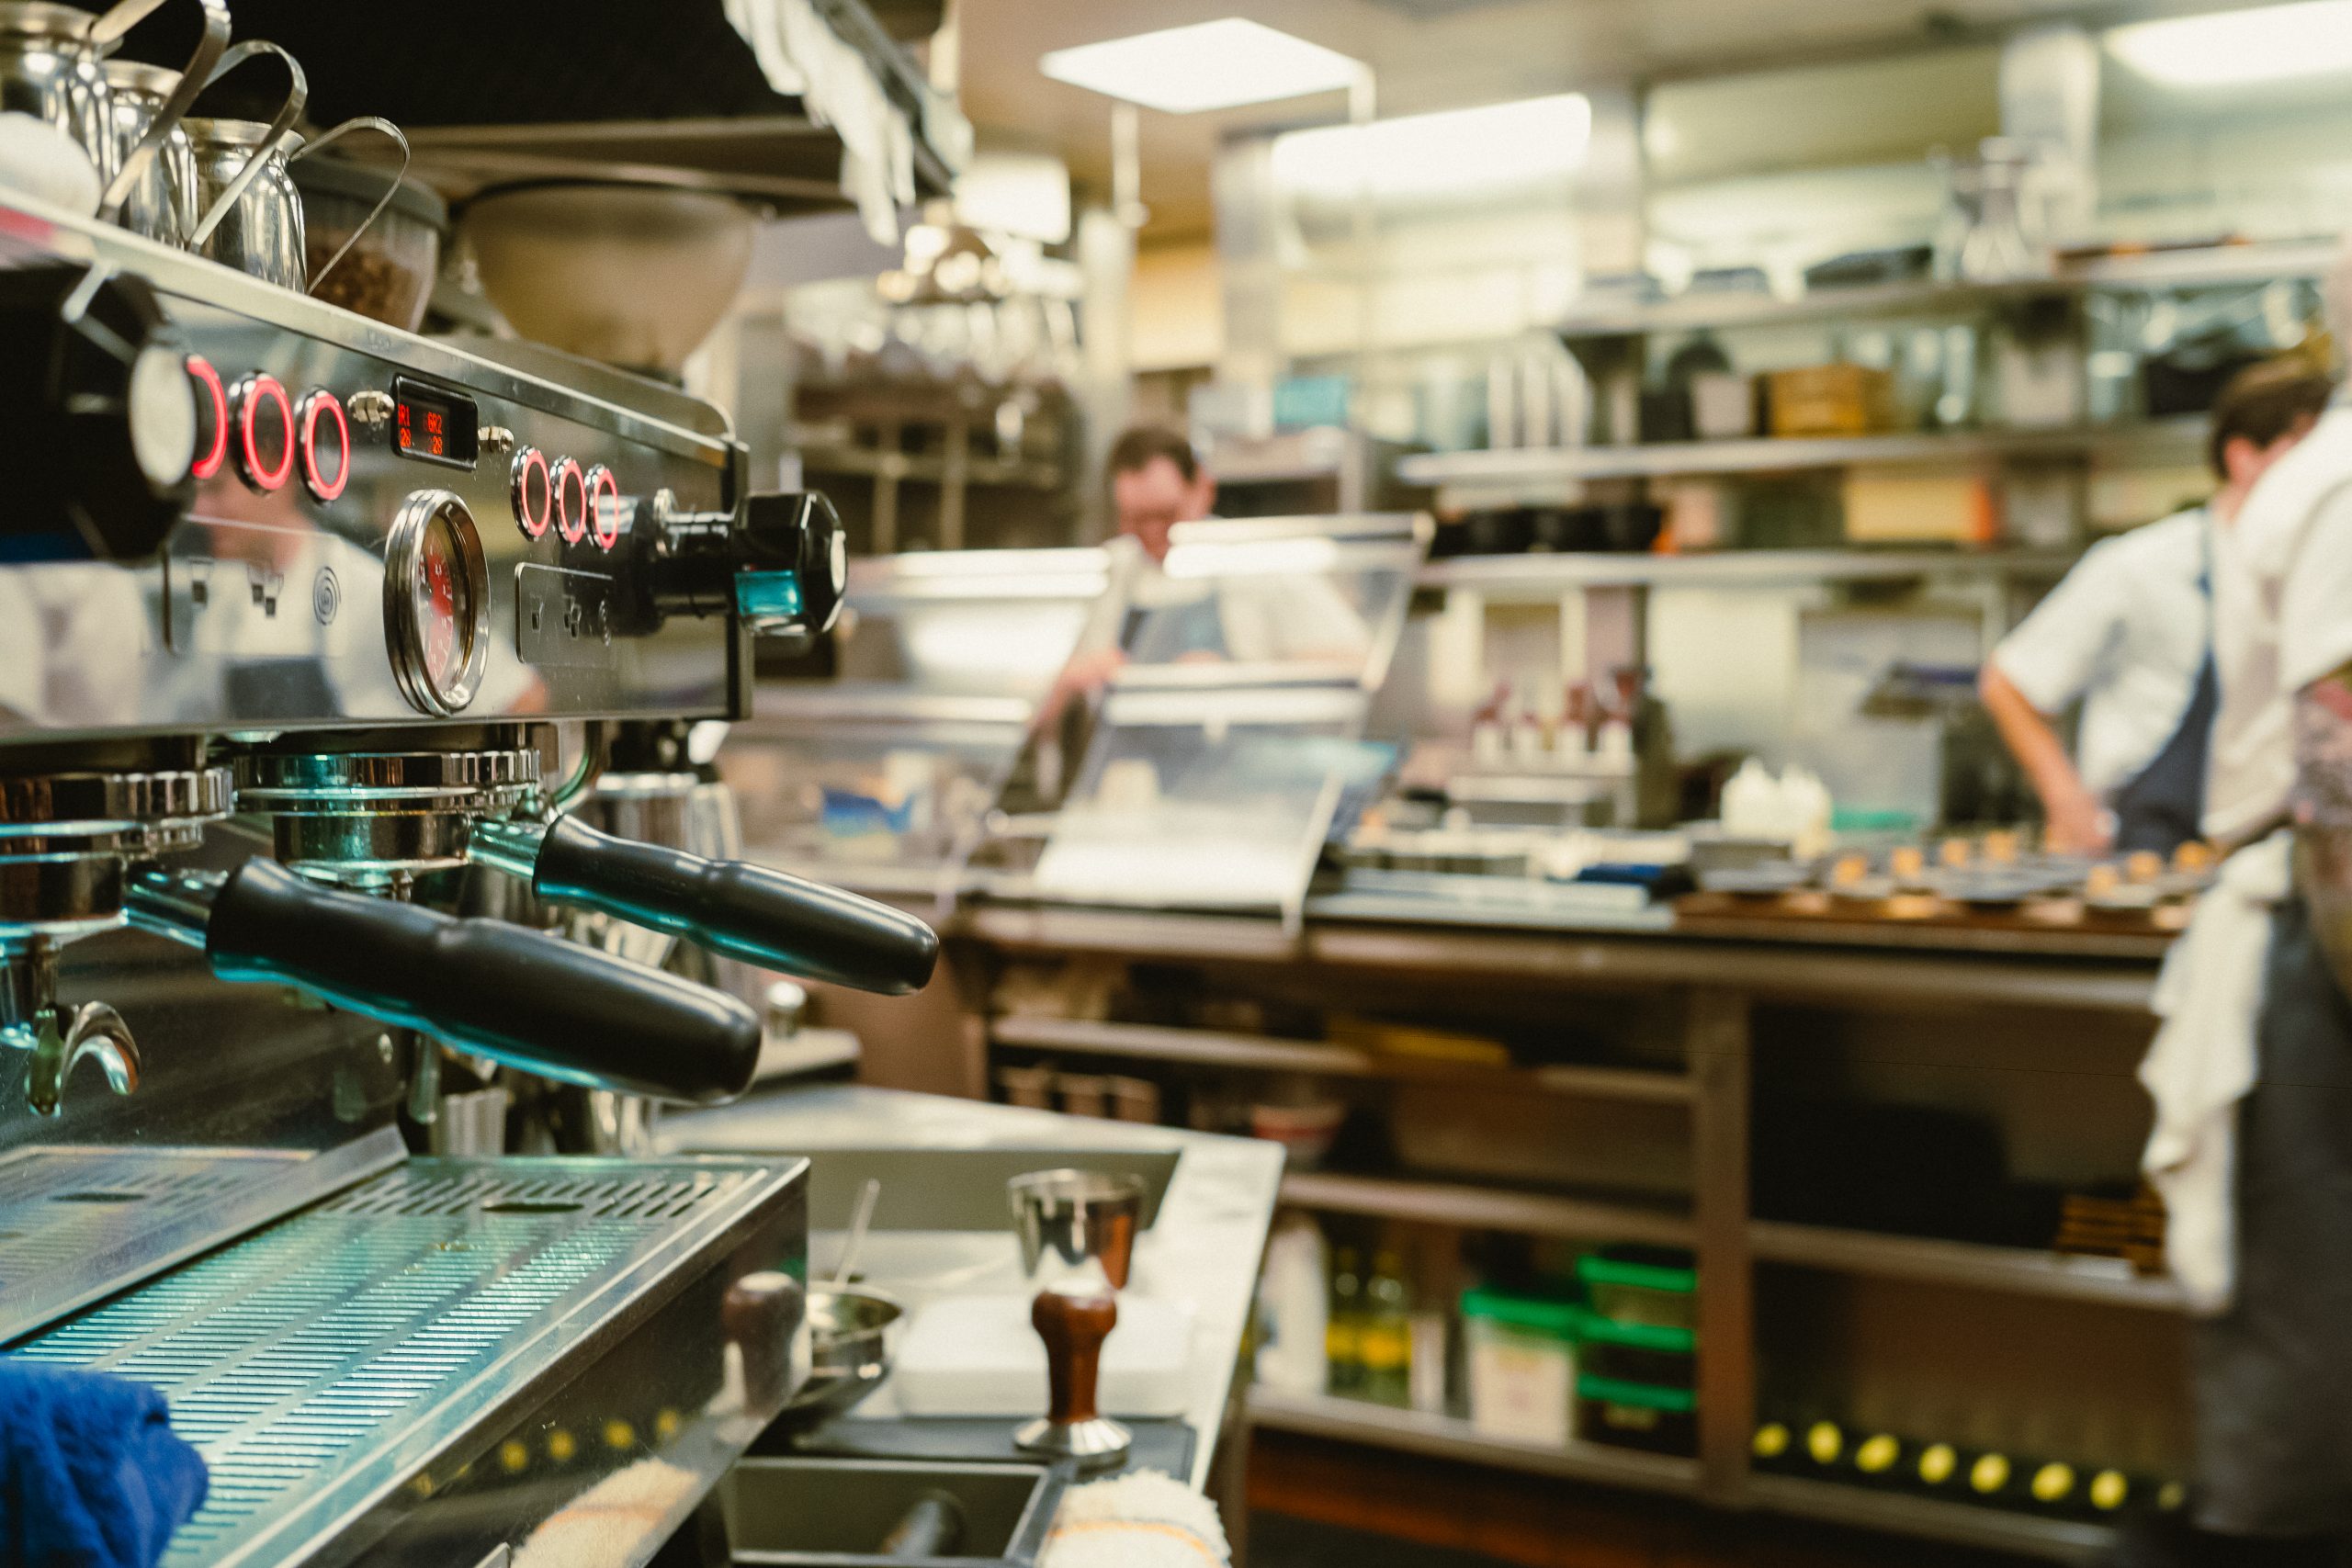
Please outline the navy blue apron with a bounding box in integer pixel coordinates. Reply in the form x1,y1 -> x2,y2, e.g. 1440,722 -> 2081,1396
2188,893 -> 2352,1544
2112,525 -> 2217,856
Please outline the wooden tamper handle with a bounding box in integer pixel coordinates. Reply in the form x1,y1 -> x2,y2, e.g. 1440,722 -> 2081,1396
1034,1286 -> 1119,1424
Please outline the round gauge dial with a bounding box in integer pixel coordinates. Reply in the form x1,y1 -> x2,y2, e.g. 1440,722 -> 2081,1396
383,490 -> 489,717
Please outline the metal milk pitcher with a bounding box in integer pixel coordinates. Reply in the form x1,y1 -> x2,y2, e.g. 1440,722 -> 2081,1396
0,0 -> 226,223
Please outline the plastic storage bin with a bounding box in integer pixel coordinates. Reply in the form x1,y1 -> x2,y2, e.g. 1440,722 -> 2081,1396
1578,1373 -> 1698,1455
1461,1287 -> 1579,1446
1577,1248 -> 1697,1331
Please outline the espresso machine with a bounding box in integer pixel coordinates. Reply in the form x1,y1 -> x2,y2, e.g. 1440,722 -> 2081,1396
0,186 -> 938,1568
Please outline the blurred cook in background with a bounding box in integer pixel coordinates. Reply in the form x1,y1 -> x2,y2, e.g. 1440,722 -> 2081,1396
1980,359 -> 2333,857
2124,251 -> 2352,1568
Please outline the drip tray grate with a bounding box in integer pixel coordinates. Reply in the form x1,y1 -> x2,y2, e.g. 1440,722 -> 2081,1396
0,1133 -> 406,1348
10,1156 -> 797,1568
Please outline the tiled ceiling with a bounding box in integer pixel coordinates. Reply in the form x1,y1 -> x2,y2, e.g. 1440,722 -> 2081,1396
951,0 -> 2278,239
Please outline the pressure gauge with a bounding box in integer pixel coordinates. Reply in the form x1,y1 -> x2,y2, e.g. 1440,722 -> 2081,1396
384,490 -> 489,717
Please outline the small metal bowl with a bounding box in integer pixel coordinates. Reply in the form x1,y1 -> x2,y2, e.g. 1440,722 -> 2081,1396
781,1285 -> 902,1426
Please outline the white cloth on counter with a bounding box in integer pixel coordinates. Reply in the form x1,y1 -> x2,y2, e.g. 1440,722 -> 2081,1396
2206,405 -> 2352,845
1042,1469 -> 1229,1568
2142,830 -> 2292,1314
1991,503 -> 2213,801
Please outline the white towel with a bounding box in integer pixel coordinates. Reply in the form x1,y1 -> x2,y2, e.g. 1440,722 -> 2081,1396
1041,1469 -> 1230,1568
2142,831 -> 2292,1314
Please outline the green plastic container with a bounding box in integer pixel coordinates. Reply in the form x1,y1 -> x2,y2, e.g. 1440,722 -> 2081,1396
1577,1309 -> 1696,1388
1578,1372 -> 1698,1456
1576,1251 -> 1698,1332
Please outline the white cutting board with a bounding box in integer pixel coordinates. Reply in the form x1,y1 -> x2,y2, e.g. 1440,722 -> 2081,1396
892,1294 -> 1193,1418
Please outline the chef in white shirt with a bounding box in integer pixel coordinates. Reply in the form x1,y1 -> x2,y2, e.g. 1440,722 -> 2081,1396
1981,361 -> 2332,855
2124,304 -> 2352,1558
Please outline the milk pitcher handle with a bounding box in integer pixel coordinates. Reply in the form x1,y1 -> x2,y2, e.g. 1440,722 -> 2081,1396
290,117 -> 411,295
92,0 -> 229,223
185,39 -> 306,248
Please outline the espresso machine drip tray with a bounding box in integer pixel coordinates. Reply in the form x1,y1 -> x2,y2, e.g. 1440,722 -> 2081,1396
0,1130 -> 409,1346
8,1155 -> 807,1568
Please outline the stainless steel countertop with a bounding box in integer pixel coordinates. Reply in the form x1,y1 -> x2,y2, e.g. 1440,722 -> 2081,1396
660,1086 -> 1285,1491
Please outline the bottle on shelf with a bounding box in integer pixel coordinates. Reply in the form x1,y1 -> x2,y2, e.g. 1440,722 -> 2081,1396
1915,1439 -> 1964,1495
1327,1247 -> 1366,1396
1360,1249 -> 1413,1407
1254,1213 -> 1329,1396
1851,1430 -> 1908,1491
1966,1447 -> 2021,1506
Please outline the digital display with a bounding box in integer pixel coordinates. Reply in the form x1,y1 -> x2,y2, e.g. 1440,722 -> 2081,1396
390,377 -> 480,470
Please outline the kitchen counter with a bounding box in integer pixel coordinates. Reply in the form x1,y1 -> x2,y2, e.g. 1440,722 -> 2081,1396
659,1084 -> 1286,1494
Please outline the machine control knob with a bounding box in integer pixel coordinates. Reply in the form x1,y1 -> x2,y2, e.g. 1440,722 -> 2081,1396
738,491 -> 846,635
346,389 -> 394,430
230,374 -> 295,491
615,490 -> 847,638
298,390 -> 350,502
0,262 -> 198,560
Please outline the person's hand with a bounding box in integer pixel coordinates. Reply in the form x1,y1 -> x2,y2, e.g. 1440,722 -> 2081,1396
1061,646 -> 1127,692
1036,646 -> 1126,730
2041,783 -> 2114,856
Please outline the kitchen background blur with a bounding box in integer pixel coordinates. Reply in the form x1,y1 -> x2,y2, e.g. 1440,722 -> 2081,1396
558,1 -> 2352,1562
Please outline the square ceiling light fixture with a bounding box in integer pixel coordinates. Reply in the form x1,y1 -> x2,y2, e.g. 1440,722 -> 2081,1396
2108,0 -> 2352,86
1040,18 -> 1365,114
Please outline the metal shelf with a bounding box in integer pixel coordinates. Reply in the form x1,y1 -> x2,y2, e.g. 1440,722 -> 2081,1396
1397,419 -> 2203,489
1749,1220 -> 2186,1310
1279,1169 -> 1695,1246
1551,241 -> 2335,338
797,445 -> 1065,490
1417,547 -> 2077,595
1747,1473 -> 2114,1563
1246,1387 -> 1702,1495
989,1015 -> 1695,1103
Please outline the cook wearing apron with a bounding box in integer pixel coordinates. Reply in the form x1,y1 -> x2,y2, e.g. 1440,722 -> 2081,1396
1988,364 -> 2335,861
1984,505 -> 2219,856
2141,383 -> 2352,1566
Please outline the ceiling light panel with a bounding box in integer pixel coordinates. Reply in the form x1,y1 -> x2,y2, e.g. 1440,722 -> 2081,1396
1040,18 -> 1363,114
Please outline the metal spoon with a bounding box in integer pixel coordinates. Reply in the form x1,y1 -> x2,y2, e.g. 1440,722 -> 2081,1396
832,1178 -> 882,1288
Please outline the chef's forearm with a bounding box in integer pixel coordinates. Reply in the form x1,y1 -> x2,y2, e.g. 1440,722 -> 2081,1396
1980,666 -> 2091,810
2291,668 -> 2352,992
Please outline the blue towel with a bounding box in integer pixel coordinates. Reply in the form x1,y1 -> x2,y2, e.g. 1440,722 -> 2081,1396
0,1359 -> 208,1568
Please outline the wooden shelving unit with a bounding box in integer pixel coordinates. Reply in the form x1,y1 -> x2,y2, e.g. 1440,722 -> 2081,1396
962,911 -> 2180,1557
989,1014 -> 1694,1103
1278,1169 -> 1695,1248
1750,1220 -> 2186,1311
1246,1387 -> 1702,1496
1747,1473 -> 2114,1563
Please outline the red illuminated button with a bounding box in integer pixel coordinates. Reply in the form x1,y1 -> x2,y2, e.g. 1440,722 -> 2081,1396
511,446 -> 551,538
298,390 -> 350,502
186,355 -> 228,480
550,457 -> 587,545
584,465 -> 621,550
231,373 -> 294,491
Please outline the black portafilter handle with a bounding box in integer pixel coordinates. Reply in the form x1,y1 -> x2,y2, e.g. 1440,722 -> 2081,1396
127,859 -> 763,1104
493,814 -> 939,996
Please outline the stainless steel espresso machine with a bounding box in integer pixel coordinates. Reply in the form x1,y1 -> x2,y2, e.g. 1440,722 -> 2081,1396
0,188 -> 938,1568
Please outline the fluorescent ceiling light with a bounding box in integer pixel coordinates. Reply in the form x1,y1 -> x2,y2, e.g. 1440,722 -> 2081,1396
1040,18 -> 1363,114
2108,0 -> 2352,86
1269,95 -> 1593,201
